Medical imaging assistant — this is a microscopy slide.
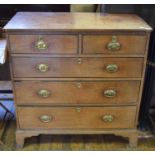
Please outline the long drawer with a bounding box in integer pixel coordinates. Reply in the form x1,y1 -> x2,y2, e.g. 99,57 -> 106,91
12,57 -> 143,78
83,35 -> 147,54
9,35 -> 78,54
17,106 -> 136,129
14,81 -> 140,105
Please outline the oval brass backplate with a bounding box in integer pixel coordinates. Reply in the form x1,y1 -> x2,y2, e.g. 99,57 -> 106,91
106,64 -> 118,73
37,89 -> 51,98
101,115 -> 114,122
39,115 -> 53,123
104,89 -> 116,98
37,64 -> 49,72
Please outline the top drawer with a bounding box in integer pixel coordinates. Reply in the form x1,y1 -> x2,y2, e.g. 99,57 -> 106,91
83,35 -> 147,55
9,35 -> 78,54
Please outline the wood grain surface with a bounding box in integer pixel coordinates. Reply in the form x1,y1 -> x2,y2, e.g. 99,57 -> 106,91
17,106 -> 136,129
12,57 -> 144,78
83,34 -> 147,54
4,12 -> 152,32
9,35 -> 78,54
14,80 -> 140,105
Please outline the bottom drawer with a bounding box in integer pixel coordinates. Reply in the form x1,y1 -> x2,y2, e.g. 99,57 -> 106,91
18,106 -> 136,129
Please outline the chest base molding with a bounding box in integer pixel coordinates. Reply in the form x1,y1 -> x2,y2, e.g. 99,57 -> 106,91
16,129 -> 138,148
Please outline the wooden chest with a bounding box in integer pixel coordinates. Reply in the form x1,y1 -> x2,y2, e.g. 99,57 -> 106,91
4,12 -> 152,148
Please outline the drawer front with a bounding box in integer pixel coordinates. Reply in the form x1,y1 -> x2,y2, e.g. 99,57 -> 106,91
83,35 -> 147,54
9,35 -> 78,54
18,106 -> 136,129
14,81 -> 140,105
12,57 -> 143,78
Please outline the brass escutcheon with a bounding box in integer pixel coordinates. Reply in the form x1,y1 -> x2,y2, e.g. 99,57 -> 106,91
75,107 -> 81,112
77,58 -> 82,64
76,82 -> 82,88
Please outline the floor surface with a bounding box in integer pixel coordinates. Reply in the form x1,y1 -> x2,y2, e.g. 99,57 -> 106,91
0,121 -> 155,151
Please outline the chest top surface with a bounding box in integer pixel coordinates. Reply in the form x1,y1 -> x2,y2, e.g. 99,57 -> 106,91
4,12 -> 152,32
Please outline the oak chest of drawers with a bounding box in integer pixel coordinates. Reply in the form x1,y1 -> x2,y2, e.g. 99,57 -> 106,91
4,12 -> 152,148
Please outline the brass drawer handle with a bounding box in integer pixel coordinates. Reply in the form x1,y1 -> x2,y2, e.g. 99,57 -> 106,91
36,36 -> 48,50
106,64 -> 118,73
104,89 -> 116,98
101,115 -> 114,122
77,58 -> 82,64
37,89 -> 51,98
107,36 -> 121,51
39,115 -> 53,123
37,64 -> 49,72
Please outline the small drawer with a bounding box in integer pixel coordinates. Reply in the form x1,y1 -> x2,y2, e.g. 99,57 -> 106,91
83,35 -> 147,55
9,35 -> 78,54
18,106 -> 136,129
14,81 -> 140,105
12,57 -> 143,78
